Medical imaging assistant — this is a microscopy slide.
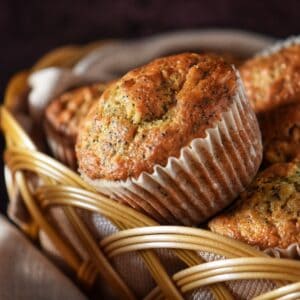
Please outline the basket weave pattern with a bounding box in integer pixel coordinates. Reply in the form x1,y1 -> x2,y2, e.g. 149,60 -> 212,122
1,43 -> 300,300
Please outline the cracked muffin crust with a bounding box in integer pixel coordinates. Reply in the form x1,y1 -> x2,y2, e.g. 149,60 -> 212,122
45,83 -> 106,169
209,161 -> 300,250
240,43 -> 300,114
76,53 -> 237,181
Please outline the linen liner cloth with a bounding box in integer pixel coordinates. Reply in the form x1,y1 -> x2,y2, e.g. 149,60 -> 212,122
7,30 -> 296,299
0,215 -> 87,300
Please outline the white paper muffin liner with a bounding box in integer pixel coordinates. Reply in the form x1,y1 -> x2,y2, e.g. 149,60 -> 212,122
256,35 -> 300,57
82,71 -> 263,226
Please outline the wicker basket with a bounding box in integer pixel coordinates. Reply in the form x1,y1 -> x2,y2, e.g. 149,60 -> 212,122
1,41 -> 300,300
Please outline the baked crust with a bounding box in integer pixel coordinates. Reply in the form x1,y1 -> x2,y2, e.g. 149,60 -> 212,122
259,102 -> 300,164
209,161 -> 300,249
76,53 -> 237,181
240,44 -> 300,113
45,83 -> 106,143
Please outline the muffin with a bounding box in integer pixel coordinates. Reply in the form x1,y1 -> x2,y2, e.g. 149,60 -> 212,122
259,102 -> 300,165
240,37 -> 300,165
45,83 -> 106,169
209,161 -> 300,251
76,53 -> 262,226
240,37 -> 300,114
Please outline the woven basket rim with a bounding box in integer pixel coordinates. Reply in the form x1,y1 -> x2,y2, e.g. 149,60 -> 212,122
1,39 -> 300,300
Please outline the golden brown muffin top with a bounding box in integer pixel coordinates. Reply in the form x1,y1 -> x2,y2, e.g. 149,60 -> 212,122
260,102 -> 300,164
240,44 -> 300,113
45,83 -> 106,142
76,53 -> 237,181
209,161 -> 300,249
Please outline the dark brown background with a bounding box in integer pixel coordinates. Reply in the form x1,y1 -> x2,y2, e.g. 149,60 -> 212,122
1,0 -> 300,213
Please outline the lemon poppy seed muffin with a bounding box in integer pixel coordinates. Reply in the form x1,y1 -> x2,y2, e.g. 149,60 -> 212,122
45,83 -> 106,169
209,161 -> 300,250
76,53 -> 262,225
260,102 -> 300,165
240,39 -> 300,114
77,54 -> 237,180
240,37 -> 300,166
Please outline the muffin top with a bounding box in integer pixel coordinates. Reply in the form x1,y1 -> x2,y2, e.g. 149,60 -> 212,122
260,102 -> 300,164
76,53 -> 237,181
45,83 -> 106,143
209,161 -> 300,249
240,43 -> 300,113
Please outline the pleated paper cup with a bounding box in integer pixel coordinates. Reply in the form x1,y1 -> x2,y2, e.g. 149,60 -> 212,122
82,72 -> 263,226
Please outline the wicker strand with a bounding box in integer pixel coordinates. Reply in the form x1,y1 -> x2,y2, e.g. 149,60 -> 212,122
1,107 -> 137,298
36,185 -> 233,300
63,207 -> 137,300
254,282 -> 300,300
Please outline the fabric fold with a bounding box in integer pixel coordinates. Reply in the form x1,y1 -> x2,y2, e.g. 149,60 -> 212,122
0,215 -> 87,300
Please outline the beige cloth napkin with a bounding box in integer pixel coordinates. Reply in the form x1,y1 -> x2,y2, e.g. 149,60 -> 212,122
0,215 -> 87,300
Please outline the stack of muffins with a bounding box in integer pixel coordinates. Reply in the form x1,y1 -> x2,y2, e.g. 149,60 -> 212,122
210,37 -> 300,255
43,38 -> 300,258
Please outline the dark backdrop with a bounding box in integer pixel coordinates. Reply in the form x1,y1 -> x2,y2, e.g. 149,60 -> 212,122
1,0 -> 300,213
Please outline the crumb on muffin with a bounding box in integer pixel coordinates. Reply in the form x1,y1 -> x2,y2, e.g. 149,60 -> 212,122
76,53 -> 237,181
208,161 -> 300,249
